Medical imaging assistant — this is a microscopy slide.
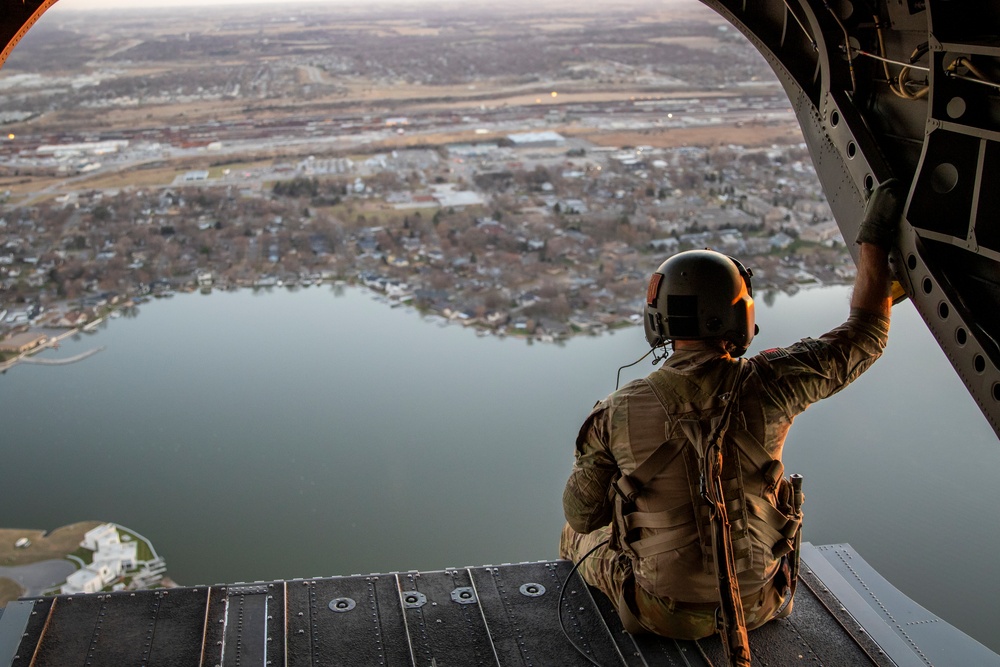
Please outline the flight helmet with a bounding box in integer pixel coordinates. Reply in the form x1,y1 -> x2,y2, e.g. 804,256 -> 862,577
643,249 -> 756,357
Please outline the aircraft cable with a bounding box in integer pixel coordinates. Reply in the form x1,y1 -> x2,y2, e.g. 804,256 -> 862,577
781,0 -> 817,52
823,2 -> 857,92
854,50 -> 930,72
856,48 -> 931,99
872,18 -> 930,100
946,56 -> 1000,91
616,346 -> 658,390
896,45 -> 931,100
557,538 -> 612,667
947,73 -> 1000,91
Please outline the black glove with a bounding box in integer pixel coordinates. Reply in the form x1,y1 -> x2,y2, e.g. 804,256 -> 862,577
856,178 -> 904,250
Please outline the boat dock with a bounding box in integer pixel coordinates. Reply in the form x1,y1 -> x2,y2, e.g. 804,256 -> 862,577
0,543 -> 996,666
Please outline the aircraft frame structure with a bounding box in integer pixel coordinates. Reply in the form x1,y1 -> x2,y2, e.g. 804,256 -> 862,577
698,0 -> 1000,437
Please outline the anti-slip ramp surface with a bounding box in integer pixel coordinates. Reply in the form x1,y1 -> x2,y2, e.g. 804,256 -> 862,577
6,544 -> 994,666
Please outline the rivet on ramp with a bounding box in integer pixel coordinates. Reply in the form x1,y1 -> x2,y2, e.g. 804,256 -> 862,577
519,583 -> 546,597
450,587 -> 478,604
402,591 -> 427,608
328,597 -> 356,613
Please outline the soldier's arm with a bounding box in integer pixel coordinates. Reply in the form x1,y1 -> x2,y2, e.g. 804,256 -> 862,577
748,183 -> 899,415
851,178 -> 901,318
851,243 -> 892,318
563,405 -> 617,534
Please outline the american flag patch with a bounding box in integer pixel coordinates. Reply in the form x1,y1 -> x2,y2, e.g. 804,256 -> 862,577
760,347 -> 789,361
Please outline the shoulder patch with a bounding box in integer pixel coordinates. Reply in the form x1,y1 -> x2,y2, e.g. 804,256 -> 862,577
759,347 -> 790,361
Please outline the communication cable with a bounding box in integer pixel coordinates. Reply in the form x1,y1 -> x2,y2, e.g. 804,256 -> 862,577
557,538 -> 612,667
615,346 -> 661,391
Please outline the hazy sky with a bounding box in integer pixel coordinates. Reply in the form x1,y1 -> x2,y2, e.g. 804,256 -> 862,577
54,0 -> 473,9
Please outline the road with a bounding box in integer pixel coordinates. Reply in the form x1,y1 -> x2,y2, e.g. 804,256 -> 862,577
0,559 -> 75,596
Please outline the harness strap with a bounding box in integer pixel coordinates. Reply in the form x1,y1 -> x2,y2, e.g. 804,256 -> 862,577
615,363 -> 740,503
631,526 -> 701,557
746,495 -> 800,535
745,495 -> 802,557
614,424 -> 721,504
614,441 -> 685,502
624,503 -> 693,530
728,430 -> 784,488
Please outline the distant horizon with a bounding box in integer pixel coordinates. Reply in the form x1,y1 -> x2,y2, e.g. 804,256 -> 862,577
53,0 -> 465,9
50,0 -> 681,11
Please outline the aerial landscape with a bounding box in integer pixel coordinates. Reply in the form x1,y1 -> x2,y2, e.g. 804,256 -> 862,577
3,0 -> 999,663
0,0 -> 848,365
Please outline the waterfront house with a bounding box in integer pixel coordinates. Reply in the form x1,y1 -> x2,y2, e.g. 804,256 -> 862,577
62,562 -> 116,595
0,331 -> 47,354
82,523 -> 119,551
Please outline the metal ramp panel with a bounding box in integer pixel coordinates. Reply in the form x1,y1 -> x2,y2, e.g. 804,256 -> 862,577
0,544 -> 996,666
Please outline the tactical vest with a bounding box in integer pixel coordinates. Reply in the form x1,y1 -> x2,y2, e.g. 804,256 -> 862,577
610,358 -> 801,603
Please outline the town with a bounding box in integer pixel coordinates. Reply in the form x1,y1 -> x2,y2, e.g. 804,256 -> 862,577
1,0 -> 853,355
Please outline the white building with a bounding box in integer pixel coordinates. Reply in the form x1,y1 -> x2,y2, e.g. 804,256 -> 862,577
93,541 -> 138,572
36,140 -> 128,157
62,562 -> 116,595
649,238 -> 680,252
507,131 -> 566,147
430,184 -> 485,208
82,523 -> 119,551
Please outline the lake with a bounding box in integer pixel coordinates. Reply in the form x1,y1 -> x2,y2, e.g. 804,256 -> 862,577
2,283 -> 998,652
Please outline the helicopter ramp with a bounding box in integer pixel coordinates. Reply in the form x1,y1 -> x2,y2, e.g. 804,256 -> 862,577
0,543 -> 995,666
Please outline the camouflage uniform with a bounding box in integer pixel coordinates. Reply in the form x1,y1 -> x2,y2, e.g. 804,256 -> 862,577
561,308 -> 890,639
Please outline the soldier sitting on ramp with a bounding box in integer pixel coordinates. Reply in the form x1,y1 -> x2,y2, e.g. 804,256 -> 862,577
560,180 -> 903,662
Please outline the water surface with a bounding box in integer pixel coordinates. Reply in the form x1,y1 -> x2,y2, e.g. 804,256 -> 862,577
2,284 -> 997,651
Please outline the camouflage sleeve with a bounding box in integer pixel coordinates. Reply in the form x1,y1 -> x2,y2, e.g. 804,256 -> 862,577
749,307 -> 890,420
562,399 -> 618,534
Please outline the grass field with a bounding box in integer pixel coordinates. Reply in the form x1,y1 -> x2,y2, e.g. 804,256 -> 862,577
0,578 -> 24,604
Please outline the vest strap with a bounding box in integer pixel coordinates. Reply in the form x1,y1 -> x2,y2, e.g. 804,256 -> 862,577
746,494 -> 793,531
613,436 -> 686,502
631,526 -> 701,557
624,503 -> 694,531
729,430 -> 784,489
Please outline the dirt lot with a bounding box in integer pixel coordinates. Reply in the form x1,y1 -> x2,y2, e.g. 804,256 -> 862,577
0,521 -> 102,567
570,121 -> 804,149
0,577 -> 23,604
73,165 -> 183,190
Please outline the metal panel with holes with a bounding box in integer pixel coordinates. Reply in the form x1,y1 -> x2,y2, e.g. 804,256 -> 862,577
5,552 -> 994,666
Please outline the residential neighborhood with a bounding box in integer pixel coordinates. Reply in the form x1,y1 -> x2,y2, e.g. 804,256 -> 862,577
1,2 -> 854,347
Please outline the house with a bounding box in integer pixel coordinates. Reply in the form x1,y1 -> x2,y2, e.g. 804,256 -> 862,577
649,238 -> 680,253
61,562 -> 116,595
0,332 -> 48,354
62,524 -> 141,594
82,523 -> 119,551
799,220 -> 843,244
93,541 -> 138,573
769,232 -> 795,250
